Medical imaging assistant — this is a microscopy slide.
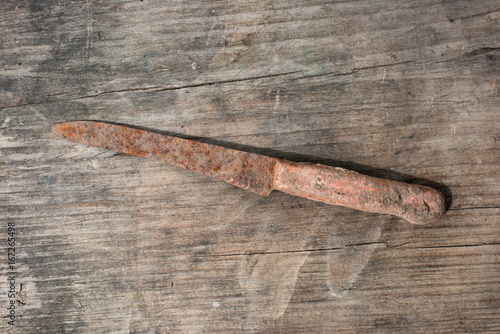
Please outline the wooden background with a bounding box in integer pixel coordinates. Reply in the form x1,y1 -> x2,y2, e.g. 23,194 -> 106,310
1,0 -> 499,333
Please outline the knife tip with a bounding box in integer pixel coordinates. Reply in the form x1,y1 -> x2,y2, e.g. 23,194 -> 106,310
52,122 -> 76,139
51,122 -> 64,136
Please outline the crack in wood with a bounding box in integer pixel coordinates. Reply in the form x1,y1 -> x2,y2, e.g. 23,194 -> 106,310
415,242 -> 500,250
198,241 -> 500,258
200,242 -> 388,258
2,47 -> 496,111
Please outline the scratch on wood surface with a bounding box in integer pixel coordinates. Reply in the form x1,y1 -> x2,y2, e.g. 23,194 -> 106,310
223,25 -> 228,60
327,243 -> 383,297
238,252 -> 308,319
274,89 -> 281,110
0,116 -> 11,127
122,299 -> 133,334
27,106 -> 47,121
236,205 -> 322,320
86,0 -> 94,59
326,217 -> 383,297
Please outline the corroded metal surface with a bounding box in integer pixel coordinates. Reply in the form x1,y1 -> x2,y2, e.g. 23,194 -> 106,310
272,160 -> 446,225
53,121 -> 446,224
52,121 -> 277,196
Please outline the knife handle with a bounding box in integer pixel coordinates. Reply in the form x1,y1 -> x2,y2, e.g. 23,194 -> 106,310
272,160 -> 446,225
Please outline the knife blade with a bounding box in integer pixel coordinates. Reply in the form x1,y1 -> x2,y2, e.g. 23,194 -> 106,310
52,121 -> 446,225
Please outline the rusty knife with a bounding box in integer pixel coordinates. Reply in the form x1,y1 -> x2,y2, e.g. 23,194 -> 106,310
52,121 -> 446,225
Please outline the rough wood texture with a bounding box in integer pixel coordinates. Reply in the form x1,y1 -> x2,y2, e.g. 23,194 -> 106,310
1,1 -> 499,333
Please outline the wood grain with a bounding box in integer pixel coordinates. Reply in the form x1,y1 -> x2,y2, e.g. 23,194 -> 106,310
1,0 -> 499,333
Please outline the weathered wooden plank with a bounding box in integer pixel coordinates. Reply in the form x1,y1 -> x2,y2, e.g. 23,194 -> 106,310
1,0 -> 499,333
1,205 -> 498,333
1,0 -> 498,105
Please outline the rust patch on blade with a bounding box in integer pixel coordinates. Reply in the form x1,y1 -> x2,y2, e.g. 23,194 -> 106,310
52,121 -> 277,196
